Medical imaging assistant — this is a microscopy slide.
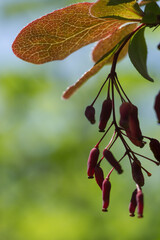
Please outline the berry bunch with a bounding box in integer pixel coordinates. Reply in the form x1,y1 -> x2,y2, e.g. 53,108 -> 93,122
85,72 -> 160,218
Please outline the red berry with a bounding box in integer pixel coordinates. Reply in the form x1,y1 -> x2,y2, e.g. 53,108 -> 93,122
119,102 -> 132,129
102,177 -> 111,212
99,97 -> 112,132
85,105 -> 95,124
131,159 -> 144,187
129,189 -> 137,217
95,165 -> 104,189
127,105 -> 144,148
136,190 -> 144,218
103,149 -> 123,174
149,138 -> 160,162
87,148 -> 99,178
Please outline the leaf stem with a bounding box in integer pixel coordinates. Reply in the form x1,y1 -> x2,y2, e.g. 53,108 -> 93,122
110,23 -> 146,75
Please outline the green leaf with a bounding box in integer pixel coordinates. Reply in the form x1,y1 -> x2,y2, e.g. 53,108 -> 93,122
90,0 -> 143,21
142,2 -> 160,25
128,27 -> 154,82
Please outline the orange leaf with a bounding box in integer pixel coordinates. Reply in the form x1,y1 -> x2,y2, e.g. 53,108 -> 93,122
63,23 -> 137,99
92,23 -> 137,64
12,3 -> 128,64
62,59 -> 106,99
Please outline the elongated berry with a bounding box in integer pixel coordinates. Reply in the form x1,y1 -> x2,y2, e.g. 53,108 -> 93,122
154,91 -> 160,123
85,105 -> 95,124
127,105 -> 144,147
126,129 -> 144,148
94,165 -> 104,190
149,138 -> 160,162
129,189 -> 137,217
102,177 -> 111,212
131,159 -> 144,187
103,149 -> 123,174
87,148 -> 99,178
119,102 -> 132,129
99,97 -> 112,132
136,190 -> 144,218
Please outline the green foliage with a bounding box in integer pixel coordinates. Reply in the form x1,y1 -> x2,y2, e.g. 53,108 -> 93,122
128,27 -> 154,82
90,0 -> 143,20
142,1 -> 160,24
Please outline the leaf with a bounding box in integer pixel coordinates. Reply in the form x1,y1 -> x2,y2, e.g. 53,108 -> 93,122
63,40 -> 121,99
62,60 -> 106,99
90,0 -> 143,21
92,23 -> 137,64
139,0 -> 159,7
12,3 -> 127,64
142,2 -> 160,25
128,27 -> 154,82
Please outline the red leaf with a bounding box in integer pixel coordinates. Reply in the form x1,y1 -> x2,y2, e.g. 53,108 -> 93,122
12,3 -> 127,64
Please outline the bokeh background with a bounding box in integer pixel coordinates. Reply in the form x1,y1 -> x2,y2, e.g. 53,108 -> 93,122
1,1 -> 160,239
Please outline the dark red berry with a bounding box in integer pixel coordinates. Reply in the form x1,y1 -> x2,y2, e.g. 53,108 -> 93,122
129,189 -> 137,217
126,129 -> 144,148
119,102 -> 132,129
131,159 -> 144,187
103,149 -> 123,174
136,190 -> 144,218
127,105 -> 144,148
102,177 -> 111,212
149,138 -> 160,162
95,165 -> 104,190
85,105 -> 95,124
99,97 -> 112,132
87,148 -> 99,178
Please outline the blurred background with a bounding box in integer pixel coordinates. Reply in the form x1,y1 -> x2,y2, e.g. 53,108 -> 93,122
1,0 -> 160,239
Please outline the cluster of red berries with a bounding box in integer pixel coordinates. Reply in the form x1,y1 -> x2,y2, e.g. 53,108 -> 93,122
85,73 -> 160,218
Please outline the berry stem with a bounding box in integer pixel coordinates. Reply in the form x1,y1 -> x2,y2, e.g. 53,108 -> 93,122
107,152 -> 127,178
95,122 -> 113,148
91,75 -> 110,106
115,73 -> 131,103
133,151 -> 160,165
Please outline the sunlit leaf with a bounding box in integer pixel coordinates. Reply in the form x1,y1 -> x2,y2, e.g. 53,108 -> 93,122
92,23 -> 137,64
12,3 -> 127,64
90,0 -> 143,20
139,0 -> 159,7
63,60 -> 106,99
128,27 -> 154,82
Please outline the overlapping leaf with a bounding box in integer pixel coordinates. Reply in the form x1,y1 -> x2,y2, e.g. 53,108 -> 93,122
12,3 -> 128,64
90,0 -> 143,20
63,23 -> 137,99
92,23 -> 137,63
